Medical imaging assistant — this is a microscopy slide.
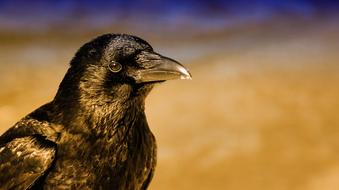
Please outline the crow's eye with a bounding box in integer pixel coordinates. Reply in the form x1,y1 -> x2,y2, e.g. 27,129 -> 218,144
108,61 -> 122,73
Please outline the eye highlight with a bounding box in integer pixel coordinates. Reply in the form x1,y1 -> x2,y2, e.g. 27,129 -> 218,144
108,61 -> 122,73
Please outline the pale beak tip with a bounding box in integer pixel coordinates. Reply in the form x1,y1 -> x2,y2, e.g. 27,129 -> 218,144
181,73 -> 192,80
178,67 -> 192,80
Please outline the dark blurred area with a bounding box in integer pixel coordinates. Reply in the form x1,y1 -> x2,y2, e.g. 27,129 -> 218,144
1,0 -> 339,28
1,0 -> 339,36
1,1 -> 339,190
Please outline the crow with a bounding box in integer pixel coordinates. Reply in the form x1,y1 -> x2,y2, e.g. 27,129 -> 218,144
0,34 -> 191,190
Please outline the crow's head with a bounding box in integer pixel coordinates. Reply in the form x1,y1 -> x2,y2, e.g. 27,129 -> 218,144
55,34 -> 191,109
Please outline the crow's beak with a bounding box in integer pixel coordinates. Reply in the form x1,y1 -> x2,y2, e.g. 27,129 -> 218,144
134,51 -> 192,83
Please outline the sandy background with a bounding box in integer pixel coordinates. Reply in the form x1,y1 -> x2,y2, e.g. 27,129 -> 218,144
1,16 -> 339,189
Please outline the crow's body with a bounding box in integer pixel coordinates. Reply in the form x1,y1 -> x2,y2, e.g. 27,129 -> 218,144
0,34 -> 191,190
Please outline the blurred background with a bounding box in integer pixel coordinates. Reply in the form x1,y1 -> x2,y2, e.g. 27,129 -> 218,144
1,0 -> 339,189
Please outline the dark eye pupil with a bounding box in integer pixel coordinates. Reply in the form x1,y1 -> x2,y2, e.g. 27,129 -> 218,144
108,61 -> 122,73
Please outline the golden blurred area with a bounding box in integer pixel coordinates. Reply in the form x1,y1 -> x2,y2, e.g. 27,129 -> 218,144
1,18 -> 339,189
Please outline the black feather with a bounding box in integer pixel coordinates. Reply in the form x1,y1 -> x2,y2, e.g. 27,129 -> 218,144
0,34 -> 161,190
